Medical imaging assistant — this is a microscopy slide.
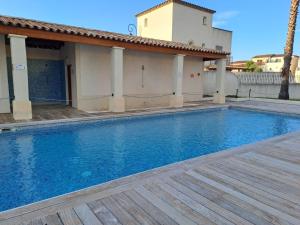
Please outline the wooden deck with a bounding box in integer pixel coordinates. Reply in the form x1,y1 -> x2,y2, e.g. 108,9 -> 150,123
1,100 -> 300,225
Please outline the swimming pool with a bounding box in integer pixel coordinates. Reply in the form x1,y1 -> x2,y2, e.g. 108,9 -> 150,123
1,107 -> 300,211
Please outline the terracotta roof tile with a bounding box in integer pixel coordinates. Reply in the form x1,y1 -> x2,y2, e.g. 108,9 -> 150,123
0,15 -> 229,56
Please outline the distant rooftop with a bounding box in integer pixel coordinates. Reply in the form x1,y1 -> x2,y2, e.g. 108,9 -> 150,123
253,54 -> 300,58
136,0 -> 216,17
253,54 -> 285,58
230,60 -> 248,64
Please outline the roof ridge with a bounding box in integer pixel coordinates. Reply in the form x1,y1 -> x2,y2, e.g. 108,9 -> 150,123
136,0 -> 215,17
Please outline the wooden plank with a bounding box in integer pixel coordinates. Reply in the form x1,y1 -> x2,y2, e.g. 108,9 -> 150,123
228,156 -> 300,187
144,183 -> 218,225
172,174 -> 277,225
74,204 -> 103,225
112,193 -> 159,225
198,166 -> 300,219
187,170 -> 300,225
208,160 -> 300,204
124,190 -> 178,225
58,208 -> 83,225
238,152 -> 300,176
159,181 -> 238,225
212,158 -> 300,196
165,178 -> 254,225
41,214 -> 63,225
259,146 -> 300,164
135,186 -> 197,225
101,196 -> 140,225
26,219 -> 44,225
88,200 -> 121,225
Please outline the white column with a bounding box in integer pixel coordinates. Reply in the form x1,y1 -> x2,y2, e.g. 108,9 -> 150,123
170,54 -> 185,108
109,47 -> 125,112
8,34 -> 32,120
213,58 -> 226,104
0,35 -> 10,113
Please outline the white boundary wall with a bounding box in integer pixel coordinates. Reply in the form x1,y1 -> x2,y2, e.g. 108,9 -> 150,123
203,71 -> 300,100
202,71 -> 239,96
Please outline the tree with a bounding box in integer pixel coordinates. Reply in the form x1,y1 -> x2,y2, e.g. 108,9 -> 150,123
279,0 -> 300,99
245,61 -> 262,72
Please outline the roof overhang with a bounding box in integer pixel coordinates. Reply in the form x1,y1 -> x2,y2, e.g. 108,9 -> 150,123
0,25 -> 227,60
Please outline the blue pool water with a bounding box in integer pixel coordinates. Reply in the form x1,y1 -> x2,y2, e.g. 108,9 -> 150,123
1,108 -> 300,211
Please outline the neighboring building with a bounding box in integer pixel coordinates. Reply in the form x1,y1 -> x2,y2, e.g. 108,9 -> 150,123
0,1 -> 230,120
252,54 -> 299,75
205,60 -> 248,72
136,0 -> 232,53
227,60 -> 248,72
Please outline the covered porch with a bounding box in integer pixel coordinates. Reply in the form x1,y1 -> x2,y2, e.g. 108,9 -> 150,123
0,16 -> 228,121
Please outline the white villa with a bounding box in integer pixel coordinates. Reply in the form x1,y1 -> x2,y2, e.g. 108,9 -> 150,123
0,0 -> 232,120
252,54 -> 300,75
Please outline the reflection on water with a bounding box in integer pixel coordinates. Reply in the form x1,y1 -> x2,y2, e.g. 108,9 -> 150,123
273,117 -> 289,136
16,136 -> 36,202
112,124 -> 126,175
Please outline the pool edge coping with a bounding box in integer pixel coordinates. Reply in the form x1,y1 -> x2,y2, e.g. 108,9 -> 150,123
0,104 -> 228,130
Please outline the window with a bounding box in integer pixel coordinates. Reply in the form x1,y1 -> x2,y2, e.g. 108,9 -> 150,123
144,18 -> 148,27
202,43 -> 206,48
203,16 -> 207,25
216,45 -> 223,51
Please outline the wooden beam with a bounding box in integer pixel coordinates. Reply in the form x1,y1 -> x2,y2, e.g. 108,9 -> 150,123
0,25 -> 227,59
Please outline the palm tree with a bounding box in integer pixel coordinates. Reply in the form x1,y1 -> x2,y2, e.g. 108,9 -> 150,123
279,0 -> 300,99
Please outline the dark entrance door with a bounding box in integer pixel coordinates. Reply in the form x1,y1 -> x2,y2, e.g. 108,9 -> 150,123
67,65 -> 72,107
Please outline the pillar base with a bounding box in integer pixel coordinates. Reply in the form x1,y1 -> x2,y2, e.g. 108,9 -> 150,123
0,99 -> 11,113
13,100 -> 32,120
109,96 -> 125,112
170,95 -> 184,108
213,93 -> 226,104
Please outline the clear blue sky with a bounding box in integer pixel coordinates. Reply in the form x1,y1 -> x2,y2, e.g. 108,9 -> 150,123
0,0 -> 298,61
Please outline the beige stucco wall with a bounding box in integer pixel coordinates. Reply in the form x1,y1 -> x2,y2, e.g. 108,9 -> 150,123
71,44 -> 111,112
172,3 -> 212,47
137,2 -> 232,52
124,50 -> 173,109
137,3 -> 173,41
65,45 -> 204,111
211,28 -> 232,52
183,56 -> 204,102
